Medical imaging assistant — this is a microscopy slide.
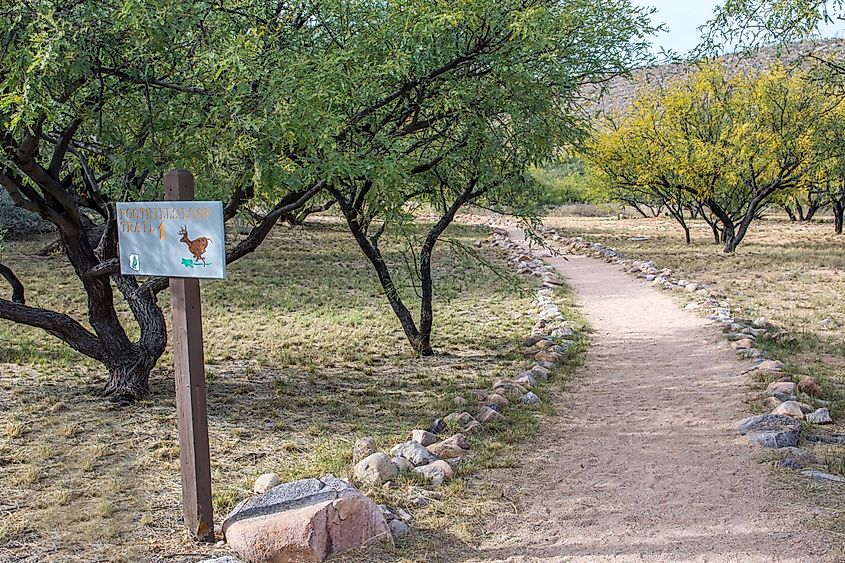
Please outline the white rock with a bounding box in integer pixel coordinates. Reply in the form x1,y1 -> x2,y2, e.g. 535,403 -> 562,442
806,408 -> 833,425
253,473 -> 281,494
413,460 -> 454,486
354,452 -> 399,485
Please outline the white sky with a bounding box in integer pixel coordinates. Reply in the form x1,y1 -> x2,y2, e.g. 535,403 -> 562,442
635,0 -> 845,55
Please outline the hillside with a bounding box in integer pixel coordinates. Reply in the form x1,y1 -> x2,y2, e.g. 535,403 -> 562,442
592,38 -> 845,115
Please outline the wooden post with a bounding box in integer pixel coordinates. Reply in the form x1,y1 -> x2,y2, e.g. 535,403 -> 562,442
165,169 -> 215,542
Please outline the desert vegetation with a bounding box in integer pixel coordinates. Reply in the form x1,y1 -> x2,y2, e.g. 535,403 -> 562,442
1,0 -> 844,561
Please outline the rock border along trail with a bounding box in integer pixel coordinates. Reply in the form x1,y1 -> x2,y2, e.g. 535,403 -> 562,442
467,229 -> 833,562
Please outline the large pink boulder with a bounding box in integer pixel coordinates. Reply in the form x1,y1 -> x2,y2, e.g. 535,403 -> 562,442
223,475 -> 390,562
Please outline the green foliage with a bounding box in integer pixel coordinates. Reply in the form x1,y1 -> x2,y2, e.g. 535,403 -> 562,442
530,158 -> 607,207
586,61 -> 842,248
699,0 -> 845,54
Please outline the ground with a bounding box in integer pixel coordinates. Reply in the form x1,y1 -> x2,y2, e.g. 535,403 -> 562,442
0,218 -> 582,562
542,211 -> 844,477
0,210 -> 841,562
464,231 -> 840,561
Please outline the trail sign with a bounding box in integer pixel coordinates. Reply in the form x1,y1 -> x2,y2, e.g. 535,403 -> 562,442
116,200 -> 226,279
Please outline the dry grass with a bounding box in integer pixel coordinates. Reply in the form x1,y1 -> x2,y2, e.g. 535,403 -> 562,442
0,218 -> 583,562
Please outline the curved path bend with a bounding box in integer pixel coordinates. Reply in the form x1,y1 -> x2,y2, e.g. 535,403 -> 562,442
467,230 -> 831,562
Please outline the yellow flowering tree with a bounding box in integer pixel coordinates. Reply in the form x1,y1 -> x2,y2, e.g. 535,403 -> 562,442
588,62 -> 840,252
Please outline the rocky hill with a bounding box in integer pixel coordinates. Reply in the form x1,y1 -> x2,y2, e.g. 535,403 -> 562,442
592,38 -> 845,115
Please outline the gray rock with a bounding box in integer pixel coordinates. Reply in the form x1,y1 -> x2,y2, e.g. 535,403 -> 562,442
413,460 -> 454,486
806,408 -> 833,425
515,373 -> 537,388
223,475 -> 351,533
774,458 -> 803,470
391,456 -> 414,473
429,418 -> 446,434
737,414 -> 801,448
353,437 -> 377,464
476,406 -> 502,424
389,441 -> 437,467
800,470 -> 845,484
444,412 -> 475,427
520,392 -> 541,405
388,518 -> 410,539
409,429 -> 438,446
766,381 -> 796,396
222,475 -> 389,563
354,453 -> 399,485
776,446 -> 816,468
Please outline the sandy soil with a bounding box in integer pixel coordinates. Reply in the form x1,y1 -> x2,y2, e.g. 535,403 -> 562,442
464,230 -> 835,562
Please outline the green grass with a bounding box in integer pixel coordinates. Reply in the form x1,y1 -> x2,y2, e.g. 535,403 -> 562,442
0,217 -> 586,561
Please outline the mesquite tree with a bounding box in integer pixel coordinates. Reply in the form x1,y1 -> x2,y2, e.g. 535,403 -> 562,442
309,0 -> 656,354
0,2 -> 324,402
589,63 -> 840,252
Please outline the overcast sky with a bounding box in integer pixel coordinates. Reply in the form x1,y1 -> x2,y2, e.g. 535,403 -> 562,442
635,0 -> 845,55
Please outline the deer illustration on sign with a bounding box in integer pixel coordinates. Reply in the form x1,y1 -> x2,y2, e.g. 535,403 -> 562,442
179,226 -> 213,266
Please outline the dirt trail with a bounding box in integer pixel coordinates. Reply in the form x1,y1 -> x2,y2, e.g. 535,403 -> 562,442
467,231 -> 832,562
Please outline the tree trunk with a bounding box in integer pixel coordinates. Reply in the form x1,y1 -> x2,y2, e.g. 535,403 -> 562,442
834,200 -> 844,235
706,199 -> 738,253
795,201 -> 805,221
784,205 -> 796,221
804,202 -> 819,222
103,348 -> 160,404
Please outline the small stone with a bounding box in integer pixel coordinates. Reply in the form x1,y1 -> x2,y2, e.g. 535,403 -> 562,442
766,381 -> 796,396
444,412 -> 475,427
777,446 -> 816,467
806,408 -> 833,425
198,557 -> 243,563
800,470 -> 845,484
763,396 -> 782,410
453,396 -> 467,407
530,365 -> 550,380
476,406 -> 502,424
354,453 -> 399,486
520,392 -> 541,405
353,437 -> 377,464
462,420 -> 482,434
487,393 -> 509,408
522,335 -> 544,347
493,381 -> 528,400
391,456 -> 414,473
485,402 -> 503,413
409,429 -> 438,447
413,460 -> 454,486
514,373 -> 537,388
253,473 -> 281,494
388,519 -> 410,539
535,339 -> 552,350
535,351 -> 562,363
731,338 -> 756,350
774,458 -> 802,470
752,317 -> 769,328
685,283 -> 699,292
428,434 -> 470,459
429,418 -> 447,435
737,414 -> 801,448
772,401 -> 804,420
389,441 -> 438,467
797,377 -> 823,398
756,360 -> 784,372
